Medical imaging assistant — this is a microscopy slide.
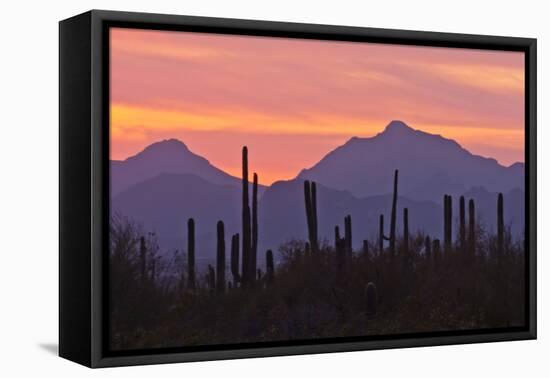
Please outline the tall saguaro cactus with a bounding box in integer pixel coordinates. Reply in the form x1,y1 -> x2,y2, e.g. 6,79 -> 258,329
304,180 -> 319,253
230,233 -> 240,286
266,249 -> 274,284
216,220 -> 226,294
497,193 -> 504,256
389,170 -> 399,255
468,199 -> 476,256
344,215 -> 352,258
444,195 -> 453,253
241,146 -> 251,286
187,218 -> 196,290
251,172 -> 258,284
459,196 -> 466,251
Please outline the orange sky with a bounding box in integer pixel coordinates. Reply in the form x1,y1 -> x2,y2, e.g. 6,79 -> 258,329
110,28 -> 525,185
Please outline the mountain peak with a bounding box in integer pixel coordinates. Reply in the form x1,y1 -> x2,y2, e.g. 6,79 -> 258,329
382,120 -> 415,135
142,138 -> 189,154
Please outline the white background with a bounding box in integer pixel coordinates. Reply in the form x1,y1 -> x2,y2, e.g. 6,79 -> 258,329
0,0 -> 547,376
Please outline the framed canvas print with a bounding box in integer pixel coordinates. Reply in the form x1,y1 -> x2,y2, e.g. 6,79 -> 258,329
59,10 -> 537,368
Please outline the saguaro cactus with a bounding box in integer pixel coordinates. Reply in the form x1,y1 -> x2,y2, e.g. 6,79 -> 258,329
304,180 -> 318,253
403,208 -> 409,255
241,146 -> 251,286
344,215 -> 352,258
216,220 -> 226,294
266,249 -> 274,284
379,214 -> 384,254
187,218 -> 196,290
497,193 -> 504,256
468,199 -> 476,256
365,282 -> 378,319
459,196 -> 466,251
334,225 -> 341,250
389,170 -> 399,255
251,172 -> 258,284
444,195 -> 452,253
230,233 -> 240,286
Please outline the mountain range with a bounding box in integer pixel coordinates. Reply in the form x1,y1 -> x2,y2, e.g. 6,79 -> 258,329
111,121 -> 525,261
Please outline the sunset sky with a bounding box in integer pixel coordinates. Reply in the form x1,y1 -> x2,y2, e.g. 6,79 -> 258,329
110,27 -> 525,185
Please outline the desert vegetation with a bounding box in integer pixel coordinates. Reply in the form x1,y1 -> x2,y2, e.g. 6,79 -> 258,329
109,146 -> 525,351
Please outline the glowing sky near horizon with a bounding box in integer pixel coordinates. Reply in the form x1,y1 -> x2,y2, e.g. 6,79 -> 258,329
110,28 -> 525,185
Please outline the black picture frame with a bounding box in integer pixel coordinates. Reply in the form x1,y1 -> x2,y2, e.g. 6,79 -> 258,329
59,9 -> 537,368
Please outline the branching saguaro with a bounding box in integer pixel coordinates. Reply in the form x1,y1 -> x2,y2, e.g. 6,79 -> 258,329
388,170 -> 399,255
187,218 -> 195,290
216,220 -> 226,294
304,180 -> 319,253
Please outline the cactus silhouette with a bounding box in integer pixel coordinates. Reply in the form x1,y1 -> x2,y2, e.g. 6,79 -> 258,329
251,172 -> 258,284
216,220 -> 226,294
334,225 -> 341,250
497,193 -> 504,256
241,146 -> 251,286
379,214 -> 384,254
444,195 -> 453,253
344,215 -> 352,258
389,170 -> 398,255
403,208 -> 409,255
230,233 -> 240,286
304,180 -> 319,253
266,249 -> 274,284
187,218 -> 195,290
468,199 -> 476,256
459,196 -> 466,251
365,282 -> 378,318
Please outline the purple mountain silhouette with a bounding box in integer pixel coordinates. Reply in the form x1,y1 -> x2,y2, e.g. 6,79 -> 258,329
297,120 -> 524,202
111,139 -> 256,196
112,173 -> 241,261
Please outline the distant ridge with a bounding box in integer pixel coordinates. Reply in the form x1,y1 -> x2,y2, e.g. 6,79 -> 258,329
298,120 -> 524,201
